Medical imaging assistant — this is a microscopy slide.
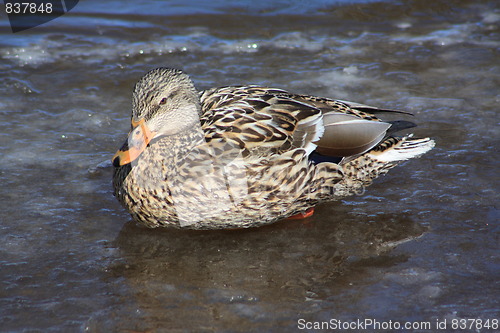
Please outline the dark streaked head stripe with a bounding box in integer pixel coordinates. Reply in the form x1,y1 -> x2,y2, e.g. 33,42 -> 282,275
132,68 -> 198,120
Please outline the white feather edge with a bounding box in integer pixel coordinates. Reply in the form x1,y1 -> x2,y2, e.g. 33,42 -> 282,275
369,136 -> 435,162
301,113 -> 325,155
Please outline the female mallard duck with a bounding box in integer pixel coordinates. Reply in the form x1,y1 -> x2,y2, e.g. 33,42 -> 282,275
112,68 -> 434,230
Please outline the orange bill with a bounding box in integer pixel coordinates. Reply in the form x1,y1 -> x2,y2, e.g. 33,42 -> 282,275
112,119 -> 156,167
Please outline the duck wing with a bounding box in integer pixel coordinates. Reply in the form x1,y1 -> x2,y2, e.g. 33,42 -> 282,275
200,86 -> 323,157
199,87 -> 403,160
283,94 -> 417,157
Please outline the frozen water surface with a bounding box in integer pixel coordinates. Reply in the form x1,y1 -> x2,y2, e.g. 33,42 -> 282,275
0,0 -> 499,331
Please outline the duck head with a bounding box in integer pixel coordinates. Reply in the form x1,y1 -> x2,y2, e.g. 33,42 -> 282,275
112,68 -> 201,167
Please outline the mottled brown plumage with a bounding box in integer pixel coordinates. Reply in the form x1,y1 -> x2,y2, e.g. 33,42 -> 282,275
112,68 -> 434,229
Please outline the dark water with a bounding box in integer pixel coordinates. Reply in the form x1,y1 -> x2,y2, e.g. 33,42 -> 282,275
1,0 -> 499,331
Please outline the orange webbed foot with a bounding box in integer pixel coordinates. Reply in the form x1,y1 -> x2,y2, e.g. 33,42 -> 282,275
286,207 -> 315,220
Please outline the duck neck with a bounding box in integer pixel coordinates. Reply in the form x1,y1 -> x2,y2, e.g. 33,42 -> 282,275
152,121 -> 205,160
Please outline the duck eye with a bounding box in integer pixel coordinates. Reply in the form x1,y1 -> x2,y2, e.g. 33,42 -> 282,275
159,97 -> 167,105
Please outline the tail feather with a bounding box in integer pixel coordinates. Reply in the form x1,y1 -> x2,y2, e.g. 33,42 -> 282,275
330,136 -> 434,198
369,136 -> 435,163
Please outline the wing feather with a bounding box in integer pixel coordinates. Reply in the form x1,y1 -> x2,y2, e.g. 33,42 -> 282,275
199,86 -> 410,160
200,86 -> 324,156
